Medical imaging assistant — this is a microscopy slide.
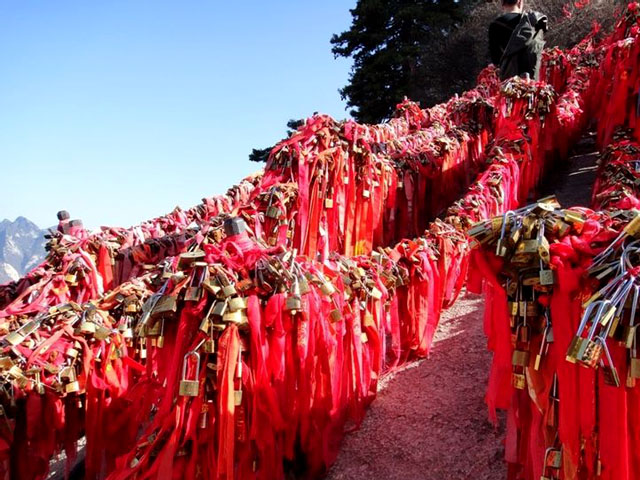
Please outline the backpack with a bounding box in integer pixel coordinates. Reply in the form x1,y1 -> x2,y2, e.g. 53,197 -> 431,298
498,11 -> 547,81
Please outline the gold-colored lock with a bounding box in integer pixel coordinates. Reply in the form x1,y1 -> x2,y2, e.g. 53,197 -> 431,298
540,269 -> 554,286
94,325 -> 111,341
65,273 -> 78,285
512,372 -> 526,390
228,297 -> 246,312
320,281 -> 336,296
178,250 -> 206,270
578,340 -> 602,368
285,295 -> 302,313
66,347 -> 79,359
5,331 -> 25,346
363,311 -> 375,328
204,338 -> 215,354
179,351 -> 201,397
266,205 -> 282,219
151,295 -> 177,319
566,336 -> 584,363
223,309 -> 243,324
325,198 -> 333,209
602,364 -> 620,387
184,286 -> 203,303
234,389 -> 243,406
369,286 -> 383,300
125,301 -> 138,313
329,309 -> 342,322
298,275 -> 311,295
79,321 -> 97,335
545,448 -> 562,469
212,300 -> 228,317
629,357 -> 640,378
65,380 -> 81,394
0,357 -> 14,370
222,284 -> 237,298
512,350 -> 530,367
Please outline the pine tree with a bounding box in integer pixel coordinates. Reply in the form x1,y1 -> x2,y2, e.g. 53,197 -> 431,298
331,0 -> 476,123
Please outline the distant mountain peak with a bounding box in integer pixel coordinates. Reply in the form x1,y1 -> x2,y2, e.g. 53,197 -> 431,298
0,216 -> 47,284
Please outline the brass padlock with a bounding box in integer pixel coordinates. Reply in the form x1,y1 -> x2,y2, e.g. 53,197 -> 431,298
5,331 -> 25,346
512,372 -> 526,389
325,198 -> 334,209
204,338 -> 215,354
66,347 -> 79,359
234,389 -> 243,406
298,275 -> 310,295
521,239 -> 539,254
228,297 -> 246,312
178,250 -> 206,270
540,269 -> 554,286
363,311 -> 375,328
212,300 -> 228,317
152,295 -> 177,319
223,309 -> 243,324
630,357 -> 640,378
184,286 -> 203,303
94,325 -> 111,341
545,448 -> 562,469
329,309 -> 342,322
602,364 -> 620,387
179,351 -> 201,397
512,350 -> 530,367
79,321 -> 97,335
65,380 -> 81,394
124,301 -> 139,313
578,339 -> 603,368
266,205 -> 282,219
222,284 -> 237,298
566,336 -> 585,363
369,287 -> 383,300
320,281 -> 336,296
285,295 -> 302,313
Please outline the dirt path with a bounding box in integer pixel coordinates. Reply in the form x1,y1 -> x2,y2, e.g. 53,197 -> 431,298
326,294 -> 505,480
326,138 -> 599,480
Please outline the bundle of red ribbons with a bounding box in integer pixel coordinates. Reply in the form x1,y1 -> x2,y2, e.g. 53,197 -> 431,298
469,5 -> 640,480
2,4 -> 640,480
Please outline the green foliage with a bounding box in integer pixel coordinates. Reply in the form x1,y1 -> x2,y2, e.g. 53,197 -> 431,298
331,0 -> 478,123
248,119 -> 305,163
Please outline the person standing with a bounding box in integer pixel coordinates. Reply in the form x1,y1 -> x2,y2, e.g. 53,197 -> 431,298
489,0 -> 548,81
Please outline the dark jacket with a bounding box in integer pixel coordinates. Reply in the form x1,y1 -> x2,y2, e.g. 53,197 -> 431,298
489,11 -> 548,79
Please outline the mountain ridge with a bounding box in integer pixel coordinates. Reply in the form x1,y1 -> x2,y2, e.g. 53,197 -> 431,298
0,217 -> 48,284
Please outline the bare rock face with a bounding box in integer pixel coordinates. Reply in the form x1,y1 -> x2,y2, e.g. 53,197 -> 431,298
0,217 -> 47,284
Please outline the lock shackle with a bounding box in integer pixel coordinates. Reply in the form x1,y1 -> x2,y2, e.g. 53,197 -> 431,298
585,300 -> 612,339
577,300 -> 606,336
598,336 -> 616,370
536,220 -> 546,242
620,239 -> 640,272
182,350 -> 201,381
630,285 -> 640,330
499,210 -> 516,240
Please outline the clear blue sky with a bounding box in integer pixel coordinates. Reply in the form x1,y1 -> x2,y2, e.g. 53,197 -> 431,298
0,1 -> 354,229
